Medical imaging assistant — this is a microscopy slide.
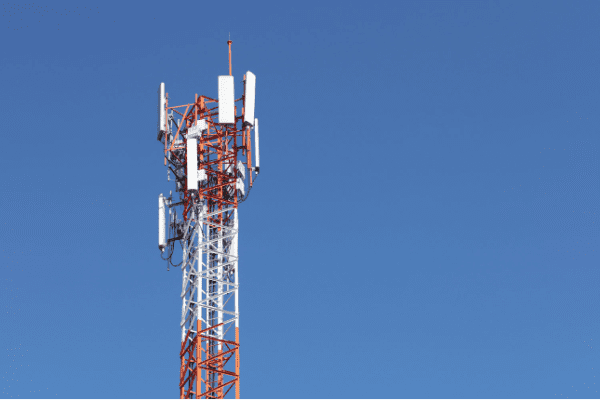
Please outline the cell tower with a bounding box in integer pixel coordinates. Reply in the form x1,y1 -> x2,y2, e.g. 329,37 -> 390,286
156,40 -> 260,399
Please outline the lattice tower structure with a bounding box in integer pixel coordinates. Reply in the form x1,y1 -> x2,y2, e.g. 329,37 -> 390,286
156,41 -> 259,399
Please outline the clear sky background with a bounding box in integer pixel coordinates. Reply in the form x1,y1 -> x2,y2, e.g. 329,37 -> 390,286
1,0 -> 599,398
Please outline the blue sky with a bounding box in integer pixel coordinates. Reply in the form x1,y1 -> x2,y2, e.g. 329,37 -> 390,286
1,0 -> 599,398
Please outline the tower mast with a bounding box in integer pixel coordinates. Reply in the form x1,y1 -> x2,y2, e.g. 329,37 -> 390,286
156,40 -> 260,399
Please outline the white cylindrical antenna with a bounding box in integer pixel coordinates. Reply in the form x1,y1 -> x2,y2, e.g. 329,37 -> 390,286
254,118 -> 260,174
158,83 -> 166,135
244,71 -> 256,126
187,138 -> 198,190
158,193 -> 166,252
218,75 -> 235,124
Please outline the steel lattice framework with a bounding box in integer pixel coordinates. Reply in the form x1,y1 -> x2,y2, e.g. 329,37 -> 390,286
157,41 -> 259,399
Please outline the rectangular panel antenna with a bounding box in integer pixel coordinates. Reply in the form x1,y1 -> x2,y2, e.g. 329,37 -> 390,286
237,177 -> 245,197
244,71 -> 256,126
197,118 -> 208,133
187,138 -> 198,190
236,160 -> 246,180
198,168 -> 207,183
188,119 -> 208,139
218,76 -> 235,124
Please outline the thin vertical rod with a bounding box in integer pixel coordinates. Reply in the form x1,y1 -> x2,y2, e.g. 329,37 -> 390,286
228,40 -> 232,76
196,319 -> 201,398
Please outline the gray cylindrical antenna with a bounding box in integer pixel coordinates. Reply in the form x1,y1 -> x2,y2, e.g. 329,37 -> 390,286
158,194 -> 166,252
158,83 -> 166,136
254,118 -> 260,174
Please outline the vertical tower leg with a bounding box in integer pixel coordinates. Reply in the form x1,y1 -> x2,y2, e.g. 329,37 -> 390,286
235,327 -> 240,399
234,209 -> 240,399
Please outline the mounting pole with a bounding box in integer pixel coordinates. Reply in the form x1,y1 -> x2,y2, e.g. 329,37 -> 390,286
228,39 -> 233,76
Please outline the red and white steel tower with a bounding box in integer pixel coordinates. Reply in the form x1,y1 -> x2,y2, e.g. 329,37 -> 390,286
156,41 -> 260,399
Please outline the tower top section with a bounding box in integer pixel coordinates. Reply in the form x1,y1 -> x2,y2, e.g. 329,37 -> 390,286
156,41 -> 260,223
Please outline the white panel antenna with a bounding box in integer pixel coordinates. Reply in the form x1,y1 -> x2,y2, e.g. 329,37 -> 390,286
187,138 -> 198,190
236,177 -> 245,197
188,118 -> 208,139
158,83 -> 166,135
244,71 -> 256,126
236,160 -> 246,180
198,168 -> 207,183
218,76 -> 235,124
158,193 -> 166,251
254,118 -> 260,174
